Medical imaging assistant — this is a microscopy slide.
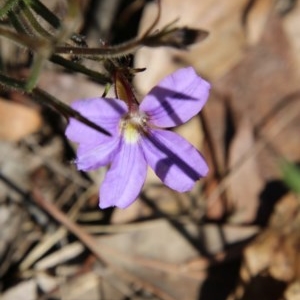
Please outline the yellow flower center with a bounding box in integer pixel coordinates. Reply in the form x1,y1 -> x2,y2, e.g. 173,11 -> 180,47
123,123 -> 140,143
120,112 -> 147,144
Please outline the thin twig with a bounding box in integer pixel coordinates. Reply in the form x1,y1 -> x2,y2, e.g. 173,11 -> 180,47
0,72 -> 111,136
31,189 -> 177,300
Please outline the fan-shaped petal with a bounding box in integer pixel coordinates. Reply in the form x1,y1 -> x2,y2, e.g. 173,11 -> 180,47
65,97 -> 127,145
140,67 -> 210,128
99,141 -> 147,209
141,129 -> 208,192
76,137 -> 121,171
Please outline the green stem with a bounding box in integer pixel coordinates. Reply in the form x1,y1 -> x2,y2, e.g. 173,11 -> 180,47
26,0 -> 60,29
0,72 -> 111,136
7,9 -> 27,33
20,0 -> 53,38
55,40 -> 141,58
0,25 -> 111,84
28,0 -> 86,46
25,53 -> 45,91
0,0 -> 20,18
14,1 -> 54,90
0,23 -> 140,59
0,23 -> 49,90
101,83 -> 112,97
34,89 -> 110,136
50,55 -> 111,84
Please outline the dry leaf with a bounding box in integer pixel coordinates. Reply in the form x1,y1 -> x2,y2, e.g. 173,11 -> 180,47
230,193 -> 300,299
135,0 -> 249,94
59,272 -> 102,300
0,280 -> 37,300
284,280 -> 300,300
202,224 -> 259,254
227,118 -> 263,224
0,98 -> 42,141
97,219 -> 202,300
216,14 -> 300,180
245,0 -> 274,45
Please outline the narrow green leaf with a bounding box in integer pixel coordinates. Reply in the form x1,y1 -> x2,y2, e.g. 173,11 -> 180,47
25,53 -> 46,91
50,55 -> 111,84
25,0 -> 60,29
0,0 -> 20,19
21,1 -> 53,38
8,9 -> 28,33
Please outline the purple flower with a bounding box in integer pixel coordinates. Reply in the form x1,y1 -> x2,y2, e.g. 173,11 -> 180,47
65,67 -> 210,209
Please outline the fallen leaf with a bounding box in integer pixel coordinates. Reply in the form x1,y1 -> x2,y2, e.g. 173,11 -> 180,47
135,0 -> 249,93
0,280 -> 37,300
0,98 -> 42,141
230,193 -> 300,299
227,118 -> 263,224
245,0 -> 274,45
97,219 -> 203,300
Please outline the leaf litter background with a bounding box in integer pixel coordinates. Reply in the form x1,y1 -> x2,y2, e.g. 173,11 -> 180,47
1,0 -> 300,299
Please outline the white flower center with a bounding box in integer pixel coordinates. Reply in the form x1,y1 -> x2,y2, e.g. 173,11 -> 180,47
120,112 -> 148,144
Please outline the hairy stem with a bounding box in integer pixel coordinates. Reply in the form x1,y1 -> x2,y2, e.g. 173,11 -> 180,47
20,0 -> 53,38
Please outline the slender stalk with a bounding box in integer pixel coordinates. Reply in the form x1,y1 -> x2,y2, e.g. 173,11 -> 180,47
55,41 -> 141,58
0,24 -> 45,48
25,53 -> 45,91
0,23 -> 141,58
5,11 -> 51,91
0,23 -> 111,84
52,0 -> 161,58
16,1 -> 37,36
25,0 -> 60,29
33,88 -> 110,136
28,0 -> 87,46
20,0 -> 53,38
101,83 -> 112,97
16,1 -> 54,90
0,72 -> 111,136
50,55 -> 111,84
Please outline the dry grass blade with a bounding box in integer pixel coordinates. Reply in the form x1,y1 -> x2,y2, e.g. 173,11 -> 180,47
31,189 -> 177,300
20,186 -> 97,270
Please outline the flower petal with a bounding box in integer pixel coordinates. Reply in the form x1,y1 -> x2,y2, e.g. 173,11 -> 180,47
140,67 -> 210,128
76,137 -> 120,171
141,129 -> 208,192
65,97 -> 127,145
99,141 -> 147,209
